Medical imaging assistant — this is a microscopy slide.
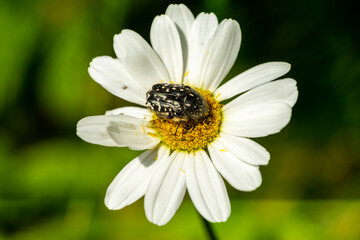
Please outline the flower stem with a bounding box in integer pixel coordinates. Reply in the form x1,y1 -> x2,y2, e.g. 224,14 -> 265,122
199,214 -> 218,240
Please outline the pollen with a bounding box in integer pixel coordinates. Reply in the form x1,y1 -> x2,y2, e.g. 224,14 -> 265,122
141,125 -> 145,133
150,89 -> 222,152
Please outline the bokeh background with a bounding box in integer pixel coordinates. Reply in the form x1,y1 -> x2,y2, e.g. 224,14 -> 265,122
1,0 -> 360,239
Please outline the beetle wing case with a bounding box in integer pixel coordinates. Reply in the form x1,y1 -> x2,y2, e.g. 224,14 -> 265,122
146,83 -> 208,121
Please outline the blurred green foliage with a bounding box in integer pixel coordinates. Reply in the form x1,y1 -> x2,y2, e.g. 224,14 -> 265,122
1,0 -> 359,239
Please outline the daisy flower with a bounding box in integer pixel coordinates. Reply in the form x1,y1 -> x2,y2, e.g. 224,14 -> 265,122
77,4 -> 298,226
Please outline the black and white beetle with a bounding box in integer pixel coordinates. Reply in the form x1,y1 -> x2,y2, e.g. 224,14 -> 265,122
146,83 -> 208,121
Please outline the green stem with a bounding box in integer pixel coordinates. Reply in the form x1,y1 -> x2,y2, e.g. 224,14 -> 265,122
199,214 -> 218,240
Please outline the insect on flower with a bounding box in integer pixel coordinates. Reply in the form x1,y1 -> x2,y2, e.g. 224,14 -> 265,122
146,83 -> 209,134
146,83 -> 208,121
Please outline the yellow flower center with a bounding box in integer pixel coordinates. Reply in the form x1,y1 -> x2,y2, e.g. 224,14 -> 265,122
150,89 -> 222,152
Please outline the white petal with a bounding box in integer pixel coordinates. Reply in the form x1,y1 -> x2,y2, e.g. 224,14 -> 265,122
88,56 -> 146,106
151,15 -> 183,84
105,106 -> 153,122
185,13 -> 218,87
105,146 -> 170,210
165,4 -> 195,72
215,62 -> 291,102
165,4 -> 194,38
218,133 -> 270,166
77,115 -> 158,149
76,115 -> 120,147
145,151 -> 187,226
113,30 -> 170,91
208,140 -> 262,191
224,78 -> 298,111
222,102 -> 292,138
186,150 -> 230,222
106,115 -> 160,150
201,19 -> 241,92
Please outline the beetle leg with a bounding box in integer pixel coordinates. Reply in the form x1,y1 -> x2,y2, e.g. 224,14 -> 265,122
174,121 -> 181,136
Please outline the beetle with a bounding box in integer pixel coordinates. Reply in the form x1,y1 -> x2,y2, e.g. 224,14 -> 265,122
145,83 -> 208,121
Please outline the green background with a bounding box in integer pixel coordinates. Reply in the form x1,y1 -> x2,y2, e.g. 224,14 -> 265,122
1,0 -> 359,239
